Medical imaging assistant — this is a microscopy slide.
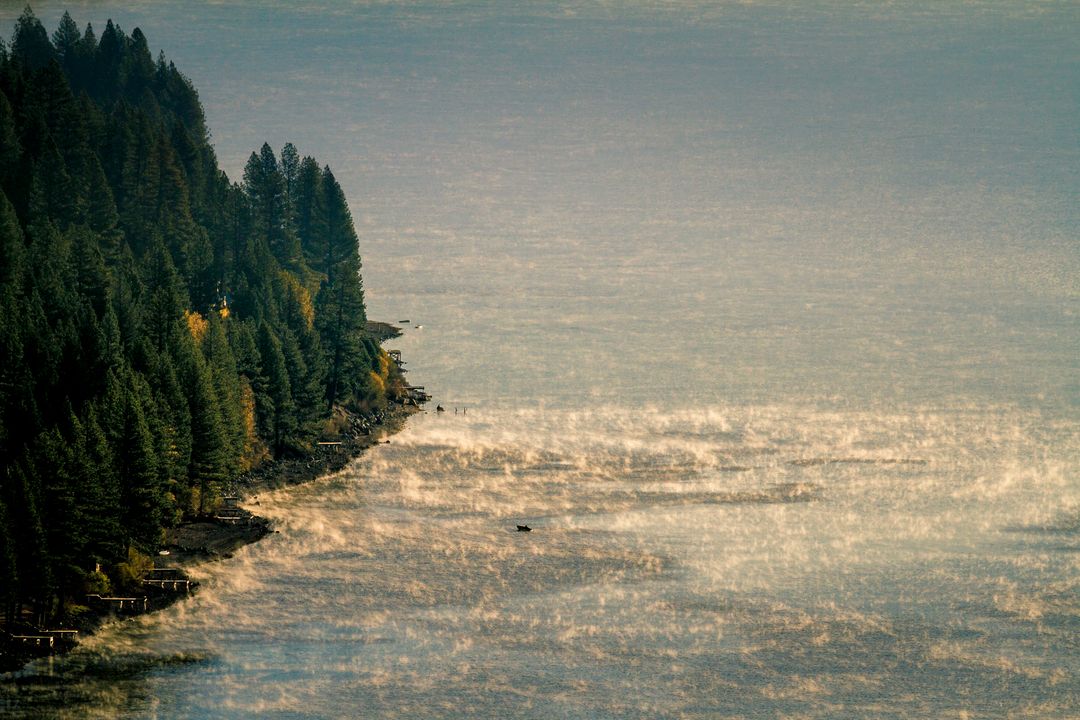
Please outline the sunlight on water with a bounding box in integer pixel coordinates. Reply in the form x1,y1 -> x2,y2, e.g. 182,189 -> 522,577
7,403 -> 1075,718
2,0 -> 1077,717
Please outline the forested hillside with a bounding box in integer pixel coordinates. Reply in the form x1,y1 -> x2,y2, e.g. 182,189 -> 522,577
0,9 -> 404,623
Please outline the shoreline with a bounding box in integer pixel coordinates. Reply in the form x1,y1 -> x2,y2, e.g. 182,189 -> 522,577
162,401 -> 419,566
1,399 -> 422,675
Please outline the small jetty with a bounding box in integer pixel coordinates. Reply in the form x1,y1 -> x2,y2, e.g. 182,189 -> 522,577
85,595 -> 150,615
2,563 -> 199,667
1,626 -> 79,657
385,350 -> 432,406
405,385 -> 431,404
214,494 -> 246,524
142,567 -> 199,595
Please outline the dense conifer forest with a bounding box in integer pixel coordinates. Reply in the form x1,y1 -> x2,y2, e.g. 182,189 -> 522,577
0,9 -> 404,625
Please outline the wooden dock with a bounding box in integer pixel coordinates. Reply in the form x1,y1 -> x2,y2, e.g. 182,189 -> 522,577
2,621 -> 80,656
142,567 -> 198,594
142,578 -> 196,593
405,385 -> 431,403
85,595 -> 149,614
4,631 -> 53,651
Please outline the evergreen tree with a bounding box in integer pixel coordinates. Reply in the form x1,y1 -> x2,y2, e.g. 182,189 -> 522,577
10,7 -> 53,71
146,348 -> 192,515
294,155 -> 326,269
51,12 -> 80,73
0,189 -> 23,285
36,421 -> 87,597
70,224 -> 111,318
0,91 -> 20,186
6,462 -> 52,623
315,168 -> 367,408
0,493 -> 17,623
142,238 -> 186,352
81,147 -> 120,240
203,313 -> 245,472
125,28 -> 156,102
281,141 -> 300,214
75,405 -> 124,568
126,372 -> 172,527
256,322 -> 294,454
77,22 -> 97,64
175,329 -> 229,514
244,142 -> 302,269
94,19 -> 125,99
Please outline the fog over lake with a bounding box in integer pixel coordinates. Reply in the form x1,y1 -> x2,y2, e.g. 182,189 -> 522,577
3,2 -> 1078,718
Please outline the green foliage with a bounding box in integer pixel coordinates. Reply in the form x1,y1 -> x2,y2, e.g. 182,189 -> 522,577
0,494 -> 18,623
114,546 -> 153,594
11,6 -> 54,71
0,10 -> 396,624
84,567 -> 111,596
315,168 -> 368,409
256,322 -> 295,454
0,190 -> 23,285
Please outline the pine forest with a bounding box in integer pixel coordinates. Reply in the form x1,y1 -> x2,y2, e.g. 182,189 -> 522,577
0,9 -> 406,626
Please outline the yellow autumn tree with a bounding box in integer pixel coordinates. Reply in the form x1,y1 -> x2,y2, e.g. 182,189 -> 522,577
280,270 -> 315,330
184,309 -> 209,344
239,379 -> 269,469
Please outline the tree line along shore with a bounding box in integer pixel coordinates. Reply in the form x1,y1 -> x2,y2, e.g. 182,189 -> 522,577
0,7 -> 423,667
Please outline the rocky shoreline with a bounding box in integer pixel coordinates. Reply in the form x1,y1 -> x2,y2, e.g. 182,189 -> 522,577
160,401 -> 418,565
0,399 -> 421,674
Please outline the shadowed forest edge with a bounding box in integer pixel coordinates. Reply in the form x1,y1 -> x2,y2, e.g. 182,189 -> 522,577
0,7 -> 422,658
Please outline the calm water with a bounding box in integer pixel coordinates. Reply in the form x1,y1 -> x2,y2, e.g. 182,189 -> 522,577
3,2 -> 1078,717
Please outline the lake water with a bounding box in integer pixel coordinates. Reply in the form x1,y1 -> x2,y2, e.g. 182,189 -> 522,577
2,2 -> 1078,717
